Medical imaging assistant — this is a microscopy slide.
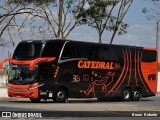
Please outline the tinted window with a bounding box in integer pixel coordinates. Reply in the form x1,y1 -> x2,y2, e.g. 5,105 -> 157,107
97,46 -> 123,61
13,42 -> 43,60
142,50 -> 157,62
62,42 -> 123,61
42,41 -> 64,57
61,42 -> 92,59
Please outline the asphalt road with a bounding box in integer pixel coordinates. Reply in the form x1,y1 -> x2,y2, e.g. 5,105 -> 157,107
0,96 -> 160,119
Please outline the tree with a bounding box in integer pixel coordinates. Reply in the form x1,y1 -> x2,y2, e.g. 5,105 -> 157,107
77,0 -> 133,44
142,0 -> 160,21
8,0 -> 86,39
1,0 -> 133,45
76,0 -> 115,43
0,0 -> 35,46
0,38 -> 10,47
110,0 -> 133,44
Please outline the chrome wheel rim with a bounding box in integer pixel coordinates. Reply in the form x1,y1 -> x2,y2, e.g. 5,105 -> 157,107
57,91 -> 64,99
124,90 -> 130,99
134,91 -> 139,98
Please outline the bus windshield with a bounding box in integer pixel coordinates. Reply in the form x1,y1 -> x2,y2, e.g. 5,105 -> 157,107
8,64 -> 38,85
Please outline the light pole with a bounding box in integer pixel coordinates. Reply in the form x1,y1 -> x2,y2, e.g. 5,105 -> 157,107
156,20 -> 160,50
156,20 -> 160,62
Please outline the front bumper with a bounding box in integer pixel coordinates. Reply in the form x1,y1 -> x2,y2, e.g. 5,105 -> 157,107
8,83 -> 39,99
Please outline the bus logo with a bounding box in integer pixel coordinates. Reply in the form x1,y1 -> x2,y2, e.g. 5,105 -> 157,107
78,60 -> 115,70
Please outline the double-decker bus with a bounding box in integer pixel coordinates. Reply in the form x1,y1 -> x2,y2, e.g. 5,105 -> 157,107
0,39 -> 158,103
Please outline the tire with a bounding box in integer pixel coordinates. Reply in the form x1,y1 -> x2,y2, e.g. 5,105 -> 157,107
131,90 -> 141,101
53,88 -> 67,103
30,98 -> 41,103
123,88 -> 131,101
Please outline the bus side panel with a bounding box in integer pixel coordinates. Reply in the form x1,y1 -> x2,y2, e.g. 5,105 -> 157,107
108,48 -> 157,98
58,61 -> 92,98
140,62 -> 157,95
57,47 -> 157,99
140,49 -> 158,96
58,59 -> 125,98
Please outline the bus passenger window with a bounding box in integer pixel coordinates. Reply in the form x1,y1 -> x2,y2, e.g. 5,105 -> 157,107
97,46 -> 123,61
142,50 -> 157,62
42,41 -> 64,58
61,43 -> 72,59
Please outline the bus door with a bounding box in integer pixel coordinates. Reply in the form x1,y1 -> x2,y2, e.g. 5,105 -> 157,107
38,64 -> 55,98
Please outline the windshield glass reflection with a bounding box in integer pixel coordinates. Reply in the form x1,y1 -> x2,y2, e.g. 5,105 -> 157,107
8,64 -> 38,84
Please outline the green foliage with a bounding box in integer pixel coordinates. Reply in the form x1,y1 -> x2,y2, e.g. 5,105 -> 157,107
76,0 -> 131,43
2,0 -> 131,43
76,0 -> 114,29
118,23 -> 129,35
4,64 -> 9,75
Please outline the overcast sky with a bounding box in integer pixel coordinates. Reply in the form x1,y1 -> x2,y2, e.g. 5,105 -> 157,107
0,0 -> 159,61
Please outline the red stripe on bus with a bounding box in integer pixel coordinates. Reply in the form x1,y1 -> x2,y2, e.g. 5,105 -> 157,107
128,49 -> 132,85
106,49 -> 126,96
112,49 -> 129,96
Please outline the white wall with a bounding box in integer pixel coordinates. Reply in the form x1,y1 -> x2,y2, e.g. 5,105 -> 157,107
0,75 -> 7,87
0,75 -> 8,97
0,88 -> 8,97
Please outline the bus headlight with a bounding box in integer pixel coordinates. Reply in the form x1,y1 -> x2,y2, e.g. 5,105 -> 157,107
28,84 -> 44,91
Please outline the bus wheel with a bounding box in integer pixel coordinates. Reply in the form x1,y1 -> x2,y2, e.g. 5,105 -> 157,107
131,90 -> 141,101
53,88 -> 67,103
123,89 -> 131,101
30,98 -> 41,103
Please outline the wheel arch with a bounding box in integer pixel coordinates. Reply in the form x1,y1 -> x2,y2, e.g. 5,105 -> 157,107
134,86 -> 142,93
56,85 -> 69,97
124,86 -> 132,92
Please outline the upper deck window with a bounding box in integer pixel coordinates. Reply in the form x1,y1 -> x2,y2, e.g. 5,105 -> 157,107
61,42 -> 92,59
42,41 -> 64,58
13,42 -> 43,60
61,42 -> 124,61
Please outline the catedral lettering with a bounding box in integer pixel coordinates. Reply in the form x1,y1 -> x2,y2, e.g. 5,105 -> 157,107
0,39 -> 158,103
78,60 -> 114,69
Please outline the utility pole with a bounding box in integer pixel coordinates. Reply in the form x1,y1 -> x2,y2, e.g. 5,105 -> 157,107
156,20 -> 160,50
156,20 -> 160,62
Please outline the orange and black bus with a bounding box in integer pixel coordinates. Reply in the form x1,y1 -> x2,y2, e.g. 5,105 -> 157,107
0,39 -> 158,102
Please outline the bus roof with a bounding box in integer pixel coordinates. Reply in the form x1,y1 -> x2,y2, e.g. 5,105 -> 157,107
20,39 -> 156,50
